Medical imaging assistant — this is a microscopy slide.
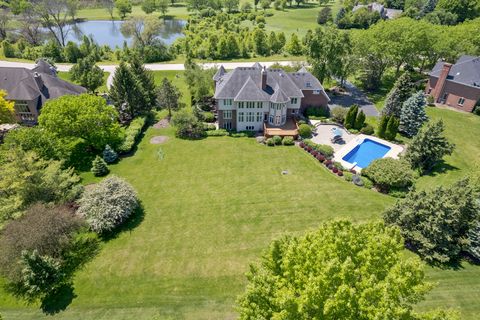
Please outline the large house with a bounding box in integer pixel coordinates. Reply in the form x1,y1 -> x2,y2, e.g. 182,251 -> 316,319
0,59 -> 86,124
213,63 -> 329,136
426,55 -> 480,113
352,2 -> 403,19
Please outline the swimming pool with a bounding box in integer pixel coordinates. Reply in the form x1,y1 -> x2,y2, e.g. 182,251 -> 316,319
342,138 -> 391,168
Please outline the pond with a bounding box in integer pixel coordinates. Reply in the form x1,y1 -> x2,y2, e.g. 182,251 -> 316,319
62,19 -> 185,48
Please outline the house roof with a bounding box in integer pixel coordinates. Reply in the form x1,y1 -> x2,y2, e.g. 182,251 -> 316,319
430,55 -> 480,88
212,65 -> 226,81
214,63 -> 329,101
0,59 -> 86,103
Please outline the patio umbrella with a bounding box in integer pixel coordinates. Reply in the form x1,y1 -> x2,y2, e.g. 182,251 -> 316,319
333,128 -> 343,137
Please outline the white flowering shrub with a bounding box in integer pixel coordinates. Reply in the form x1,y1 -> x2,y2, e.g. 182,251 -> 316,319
77,176 -> 138,234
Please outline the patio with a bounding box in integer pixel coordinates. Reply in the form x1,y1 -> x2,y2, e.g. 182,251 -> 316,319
264,118 -> 299,138
311,123 -> 354,152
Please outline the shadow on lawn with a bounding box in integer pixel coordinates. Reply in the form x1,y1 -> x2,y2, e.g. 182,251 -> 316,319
101,203 -> 146,242
41,284 -> 77,315
423,161 -> 459,178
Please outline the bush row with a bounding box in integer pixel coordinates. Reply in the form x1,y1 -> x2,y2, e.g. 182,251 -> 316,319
117,116 -> 147,154
301,140 -> 334,158
266,136 -> 295,146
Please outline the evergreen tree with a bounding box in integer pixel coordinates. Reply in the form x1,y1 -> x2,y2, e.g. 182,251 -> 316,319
399,91 -> 428,137
334,7 -> 346,25
109,61 -> 142,124
286,33 -> 303,56
277,32 -> 286,52
382,72 -> 415,118
384,116 -> 400,141
404,120 -> 455,172
467,222 -> 480,261
354,109 -> 365,130
156,77 -> 181,118
128,56 -> 157,112
102,144 -> 118,164
91,155 -> 109,177
344,104 -> 358,129
377,115 -> 389,138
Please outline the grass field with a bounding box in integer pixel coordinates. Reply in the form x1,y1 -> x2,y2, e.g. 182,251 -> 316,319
1,106 -> 479,319
57,71 -> 110,93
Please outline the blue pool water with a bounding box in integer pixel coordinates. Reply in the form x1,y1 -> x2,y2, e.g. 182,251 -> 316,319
342,139 -> 391,168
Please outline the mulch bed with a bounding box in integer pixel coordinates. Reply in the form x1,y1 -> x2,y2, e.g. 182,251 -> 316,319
153,119 -> 170,129
150,136 -> 169,144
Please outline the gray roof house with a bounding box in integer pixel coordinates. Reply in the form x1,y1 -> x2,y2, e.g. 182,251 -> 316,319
0,59 -> 86,124
426,55 -> 480,113
352,2 -> 403,19
213,63 -> 329,136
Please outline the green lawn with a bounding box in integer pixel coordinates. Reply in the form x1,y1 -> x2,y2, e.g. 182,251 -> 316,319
1,107 -> 480,319
151,70 -> 190,107
57,71 -> 110,93
77,4 -> 190,21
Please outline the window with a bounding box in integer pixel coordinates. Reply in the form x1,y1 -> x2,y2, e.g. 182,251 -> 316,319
257,102 -> 262,108
442,93 -> 448,100
246,101 -> 255,108
269,115 -> 274,123
291,98 -> 298,104
246,112 -> 255,122
238,112 -> 244,122
256,112 -> 263,122
238,102 -> 244,108
306,81 -> 311,88
282,115 -> 286,123
246,125 -> 255,131
224,99 -> 232,106
223,122 -> 232,130
15,100 -> 30,113
458,97 -> 465,106
291,109 -> 298,115
313,90 -> 320,95
223,110 -> 232,119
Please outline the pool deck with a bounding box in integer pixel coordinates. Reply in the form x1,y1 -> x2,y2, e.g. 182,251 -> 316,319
334,134 -> 404,172
311,123 -> 355,152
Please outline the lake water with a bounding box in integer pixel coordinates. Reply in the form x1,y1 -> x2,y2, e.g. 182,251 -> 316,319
63,19 -> 185,48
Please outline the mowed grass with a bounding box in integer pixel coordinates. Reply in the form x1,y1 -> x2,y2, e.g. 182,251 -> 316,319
57,71 -> 110,93
0,125 -> 395,319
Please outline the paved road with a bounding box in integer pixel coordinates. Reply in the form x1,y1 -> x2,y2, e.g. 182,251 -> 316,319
0,60 -> 296,88
328,80 -> 379,117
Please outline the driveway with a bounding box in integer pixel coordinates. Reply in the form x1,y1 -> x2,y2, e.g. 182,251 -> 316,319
328,80 -> 379,117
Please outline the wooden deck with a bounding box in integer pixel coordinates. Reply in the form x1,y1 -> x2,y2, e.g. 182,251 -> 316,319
264,119 -> 299,138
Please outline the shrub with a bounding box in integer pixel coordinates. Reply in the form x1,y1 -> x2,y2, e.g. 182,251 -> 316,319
299,141 -> 305,148
331,107 -> 347,123
203,112 -> 215,123
426,95 -> 435,106
206,129 -> 229,136
317,154 -> 325,162
77,176 -> 138,234
363,158 -> 414,193
102,144 -> 118,164
117,116 -> 147,154
203,123 -> 216,131
266,138 -> 275,146
171,109 -> 205,139
305,106 -> 329,118
344,171 -> 353,181
348,129 -> 359,134
282,136 -> 294,145
91,156 -> 109,177
360,124 -> 374,135
362,176 -> 374,189
316,144 -> 334,158
298,124 -> 312,138
384,178 -> 480,264
332,167 -> 339,173
337,170 -> 344,176
272,135 -> 282,145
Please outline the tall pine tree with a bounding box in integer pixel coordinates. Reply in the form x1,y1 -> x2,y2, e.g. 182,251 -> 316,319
399,91 -> 428,137
129,55 -> 157,113
382,72 -> 415,118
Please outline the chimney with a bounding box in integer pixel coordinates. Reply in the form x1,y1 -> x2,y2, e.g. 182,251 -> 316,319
33,72 -> 44,89
261,66 -> 267,90
433,62 -> 452,103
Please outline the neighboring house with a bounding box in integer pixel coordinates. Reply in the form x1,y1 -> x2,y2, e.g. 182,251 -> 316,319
0,59 -> 86,125
352,2 -> 402,19
213,63 -> 329,136
426,55 -> 480,113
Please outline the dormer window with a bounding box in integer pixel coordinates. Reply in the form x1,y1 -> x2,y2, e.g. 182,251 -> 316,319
306,81 -> 312,88
291,98 -> 298,104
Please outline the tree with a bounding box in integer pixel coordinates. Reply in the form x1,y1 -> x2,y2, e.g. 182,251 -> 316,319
467,222 -> 480,261
39,94 -> 121,150
384,178 -> 480,264
404,120 -> 455,172
0,149 -> 82,222
115,0 -> 132,19
156,77 -> 181,118
384,115 -> 400,141
399,91 -> 428,137
128,56 -> 157,111
91,155 -> 109,177
171,108 -> 205,139
260,0 -> 271,11
241,2 -> 252,12
251,28 -> 269,56
344,104 -> 358,129
354,109 -> 365,130
237,220 -> 451,319
121,16 -> 163,48
383,72 -> 415,118
141,0 -> 157,14
317,7 -> 332,24
69,55 -> 104,93
102,145 -> 118,163
363,158 -> 414,193
31,0 -> 71,47
157,0 -> 170,16
20,250 -> 66,301
286,33 -> 303,56
77,176 -> 138,233
305,25 -> 352,84
0,90 -> 15,124
224,0 -> 239,12
184,60 -> 216,104
0,203 -> 83,283
109,62 -> 143,123
436,0 -> 479,22
103,0 -> 115,19
377,115 -> 389,138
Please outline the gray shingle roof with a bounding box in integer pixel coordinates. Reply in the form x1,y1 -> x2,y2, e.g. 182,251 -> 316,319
212,65 -> 226,81
270,84 -> 289,103
429,55 -> 480,88
0,60 -> 86,103
214,66 -> 324,101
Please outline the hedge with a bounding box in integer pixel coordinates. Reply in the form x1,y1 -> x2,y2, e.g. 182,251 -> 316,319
303,139 -> 334,158
117,116 -> 147,154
